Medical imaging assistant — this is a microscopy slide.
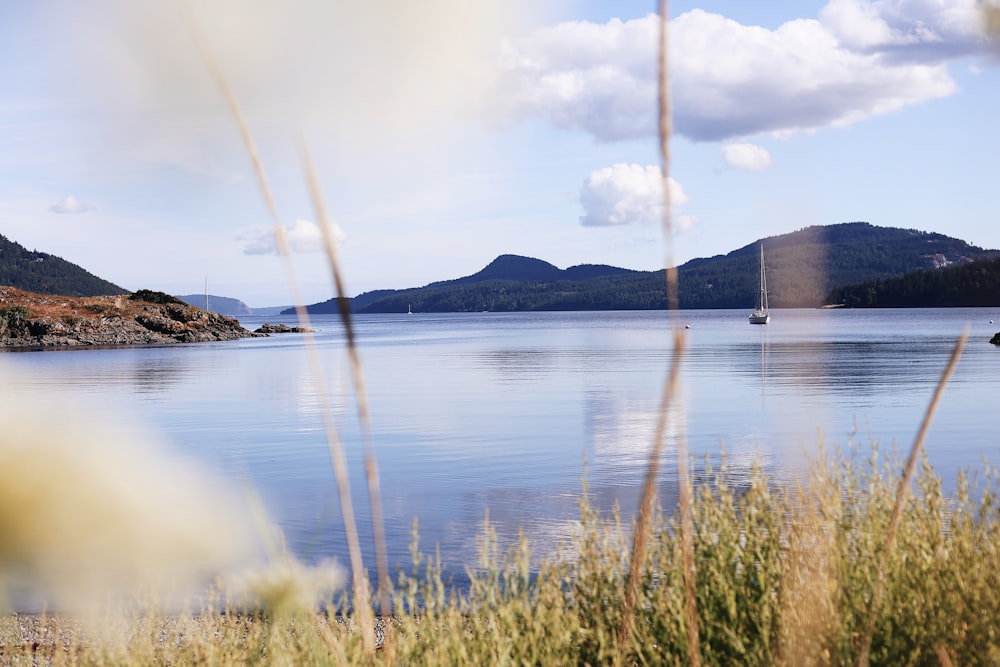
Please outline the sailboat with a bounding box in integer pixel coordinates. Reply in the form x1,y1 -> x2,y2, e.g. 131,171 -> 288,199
748,244 -> 770,324
407,303 -> 412,315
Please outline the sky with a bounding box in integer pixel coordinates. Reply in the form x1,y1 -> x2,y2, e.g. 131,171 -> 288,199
1,1 -> 999,307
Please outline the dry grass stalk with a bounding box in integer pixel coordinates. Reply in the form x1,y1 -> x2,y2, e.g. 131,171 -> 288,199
618,328 -> 687,659
777,452 -> 840,664
985,3 -> 1000,39
618,2 -> 699,665
934,644 -> 955,667
300,140 -> 394,656
855,328 -> 968,667
184,9 -> 376,655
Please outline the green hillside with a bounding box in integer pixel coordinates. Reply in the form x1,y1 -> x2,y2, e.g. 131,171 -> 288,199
292,255 -> 641,314
676,222 -> 995,308
0,234 -> 127,296
288,222 -> 998,313
828,256 -> 1000,307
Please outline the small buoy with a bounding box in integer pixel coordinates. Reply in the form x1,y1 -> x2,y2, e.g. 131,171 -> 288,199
685,324 -> 691,329
991,320 -> 994,324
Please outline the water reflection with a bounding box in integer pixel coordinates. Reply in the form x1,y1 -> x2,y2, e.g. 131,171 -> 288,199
586,393 -> 685,470
473,348 -> 558,384
131,359 -> 186,393
723,337 -> 963,399
3,310 -> 997,591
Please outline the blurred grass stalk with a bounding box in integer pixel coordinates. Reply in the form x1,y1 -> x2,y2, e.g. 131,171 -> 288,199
300,139 -> 395,654
856,329 -> 967,667
619,2 -> 700,665
185,7 -> 381,656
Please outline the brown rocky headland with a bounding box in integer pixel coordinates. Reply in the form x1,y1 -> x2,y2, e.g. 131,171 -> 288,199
0,287 -> 256,349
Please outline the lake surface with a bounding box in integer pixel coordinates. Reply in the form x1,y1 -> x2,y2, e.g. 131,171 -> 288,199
6,308 -> 1000,586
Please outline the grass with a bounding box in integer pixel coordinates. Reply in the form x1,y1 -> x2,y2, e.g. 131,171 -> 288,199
2,444 -> 998,665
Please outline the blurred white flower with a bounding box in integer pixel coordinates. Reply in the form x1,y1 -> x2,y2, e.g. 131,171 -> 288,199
228,557 -> 345,617
0,367 -> 261,612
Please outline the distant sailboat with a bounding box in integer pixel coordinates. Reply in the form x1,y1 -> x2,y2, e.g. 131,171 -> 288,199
407,303 -> 412,315
749,244 -> 770,325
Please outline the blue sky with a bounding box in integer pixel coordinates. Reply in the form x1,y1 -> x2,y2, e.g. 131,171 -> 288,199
1,1 -> 998,307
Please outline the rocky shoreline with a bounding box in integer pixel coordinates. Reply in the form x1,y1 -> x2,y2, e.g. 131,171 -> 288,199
0,287 -> 264,349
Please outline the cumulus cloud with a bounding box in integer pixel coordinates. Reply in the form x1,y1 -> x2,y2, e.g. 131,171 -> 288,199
579,163 -> 689,227
820,0 -> 988,59
722,143 -> 773,171
49,195 -> 93,214
499,16 -> 658,140
239,219 -> 345,256
502,1 -> 992,143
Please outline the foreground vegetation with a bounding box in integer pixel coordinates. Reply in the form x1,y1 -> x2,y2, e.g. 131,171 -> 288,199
2,444 -> 996,666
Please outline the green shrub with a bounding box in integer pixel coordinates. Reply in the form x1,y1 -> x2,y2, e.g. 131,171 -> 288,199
0,305 -> 31,335
129,289 -> 186,306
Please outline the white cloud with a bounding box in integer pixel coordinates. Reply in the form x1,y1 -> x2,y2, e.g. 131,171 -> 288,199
500,16 -> 655,140
820,0 -> 988,59
49,195 -> 93,214
722,143 -> 773,171
503,2 -> 988,143
579,163 -> 689,227
239,219 -> 345,256
499,16 -> 658,140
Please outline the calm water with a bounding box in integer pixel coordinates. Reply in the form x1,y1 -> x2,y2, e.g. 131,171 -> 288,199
6,309 -> 1000,585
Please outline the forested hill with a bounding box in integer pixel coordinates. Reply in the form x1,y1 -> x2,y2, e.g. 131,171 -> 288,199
827,256 -> 1000,307
292,222 -> 997,313
296,255 -> 642,314
0,233 -> 127,296
677,222 -> 996,308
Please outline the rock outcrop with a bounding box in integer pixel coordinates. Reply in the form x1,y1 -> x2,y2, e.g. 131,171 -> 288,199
253,323 -> 314,334
0,287 -> 256,349
991,332 -> 1000,346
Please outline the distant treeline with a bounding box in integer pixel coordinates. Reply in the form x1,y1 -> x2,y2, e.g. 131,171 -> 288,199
354,272 -> 671,313
827,256 -> 1000,307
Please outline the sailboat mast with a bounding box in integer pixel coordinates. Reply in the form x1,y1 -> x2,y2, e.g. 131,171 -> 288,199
749,243 -> 771,324
759,244 -> 767,311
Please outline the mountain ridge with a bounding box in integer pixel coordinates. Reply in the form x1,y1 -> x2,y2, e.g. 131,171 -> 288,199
2,223 -> 995,314
288,222 -> 998,314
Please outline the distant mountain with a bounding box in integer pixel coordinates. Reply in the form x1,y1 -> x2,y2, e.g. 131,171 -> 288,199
176,294 -> 254,316
288,222 -> 999,313
0,233 -> 127,296
288,255 -> 640,314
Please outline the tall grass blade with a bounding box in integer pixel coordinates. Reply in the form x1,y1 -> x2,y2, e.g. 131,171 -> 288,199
299,140 -> 394,652
618,2 -> 700,665
934,645 -> 955,667
184,7 -> 375,654
856,328 -> 968,667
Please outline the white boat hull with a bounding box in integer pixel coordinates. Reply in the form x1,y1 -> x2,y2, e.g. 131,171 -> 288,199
749,311 -> 770,324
